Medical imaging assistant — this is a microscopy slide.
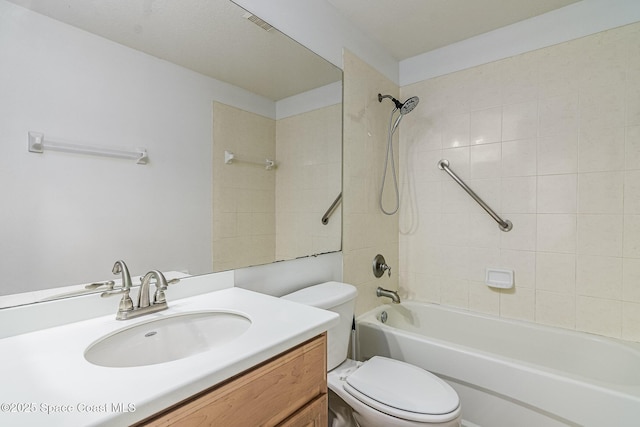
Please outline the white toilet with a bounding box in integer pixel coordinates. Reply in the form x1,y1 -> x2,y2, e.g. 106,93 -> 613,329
282,281 -> 462,427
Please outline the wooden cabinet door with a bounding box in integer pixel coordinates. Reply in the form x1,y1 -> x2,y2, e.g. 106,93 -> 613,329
278,394 -> 328,427
139,334 -> 327,427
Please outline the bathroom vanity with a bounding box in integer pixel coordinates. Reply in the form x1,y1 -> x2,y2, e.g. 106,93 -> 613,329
139,334 -> 327,426
0,286 -> 338,426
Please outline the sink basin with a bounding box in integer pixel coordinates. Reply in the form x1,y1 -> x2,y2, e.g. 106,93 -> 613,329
85,311 -> 251,368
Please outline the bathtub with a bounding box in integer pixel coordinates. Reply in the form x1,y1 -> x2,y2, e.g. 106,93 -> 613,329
357,302 -> 640,427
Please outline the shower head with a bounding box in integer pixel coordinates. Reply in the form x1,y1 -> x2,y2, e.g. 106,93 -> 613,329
400,96 -> 419,115
378,93 -> 420,115
379,93 -> 420,134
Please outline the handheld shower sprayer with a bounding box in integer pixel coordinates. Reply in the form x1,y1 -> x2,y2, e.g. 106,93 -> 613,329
377,93 -> 420,215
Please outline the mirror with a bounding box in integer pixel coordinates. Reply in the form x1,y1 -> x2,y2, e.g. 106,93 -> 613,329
0,0 -> 342,307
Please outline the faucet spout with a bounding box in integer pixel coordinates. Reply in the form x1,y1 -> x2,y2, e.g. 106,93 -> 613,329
376,286 -> 401,304
139,270 -> 168,308
138,276 -> 151,309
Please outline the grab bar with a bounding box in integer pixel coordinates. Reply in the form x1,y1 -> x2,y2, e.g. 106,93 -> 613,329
438,159 -> 512,232
322,192 -> 342,225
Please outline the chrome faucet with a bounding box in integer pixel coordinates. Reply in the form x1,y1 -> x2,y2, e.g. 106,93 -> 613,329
376,287 -> 401,304
101,261 -> 170,320
139,270 -> 169,308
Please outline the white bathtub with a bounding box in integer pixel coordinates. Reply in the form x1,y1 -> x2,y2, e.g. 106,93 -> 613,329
357,302 -> 640,427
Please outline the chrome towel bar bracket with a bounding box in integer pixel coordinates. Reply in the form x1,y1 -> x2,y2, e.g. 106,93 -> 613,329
438,159 -> 512,232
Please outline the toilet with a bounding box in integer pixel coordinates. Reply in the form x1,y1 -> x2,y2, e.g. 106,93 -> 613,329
282,281 -> 462,427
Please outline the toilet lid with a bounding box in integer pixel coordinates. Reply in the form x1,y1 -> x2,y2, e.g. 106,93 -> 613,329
344,356 -> 459,421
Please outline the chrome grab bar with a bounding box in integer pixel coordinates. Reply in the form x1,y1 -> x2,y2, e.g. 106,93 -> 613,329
438,159 -> 512,232
322,192 -> 342,225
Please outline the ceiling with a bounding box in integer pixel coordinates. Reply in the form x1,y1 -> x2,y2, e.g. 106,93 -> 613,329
6,0 -> 342,101
7,0 -> 581,99
327,0 -> 581,60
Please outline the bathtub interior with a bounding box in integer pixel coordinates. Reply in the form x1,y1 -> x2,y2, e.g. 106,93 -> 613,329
356,302 -> 640,427
361,302 -> 640,386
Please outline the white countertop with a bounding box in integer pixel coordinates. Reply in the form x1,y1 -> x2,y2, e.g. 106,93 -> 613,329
0,287 -> 338,426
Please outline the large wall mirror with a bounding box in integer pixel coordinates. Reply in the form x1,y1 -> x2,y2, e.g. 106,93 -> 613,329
0,0 -> 343,307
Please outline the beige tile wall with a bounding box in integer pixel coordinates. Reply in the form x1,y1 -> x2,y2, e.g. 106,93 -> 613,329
399,22 -> 640,342
275,104 -> 342,261
212,102 -> 276,271
343,50 -> 400,315
213,101 -> 342,272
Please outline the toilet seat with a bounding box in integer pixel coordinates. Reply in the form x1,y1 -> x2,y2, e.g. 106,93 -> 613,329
343,356 -> 460,423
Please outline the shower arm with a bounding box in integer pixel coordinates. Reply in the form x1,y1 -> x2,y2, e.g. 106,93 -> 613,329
438,159 -> 512,232
378,93 -> 402,109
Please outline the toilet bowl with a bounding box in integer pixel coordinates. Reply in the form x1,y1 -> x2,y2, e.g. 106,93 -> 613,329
328,358 -> 461,427
282,282 -> 462,427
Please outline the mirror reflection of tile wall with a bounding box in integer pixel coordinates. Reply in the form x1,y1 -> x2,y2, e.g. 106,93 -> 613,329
212,101 -> 342,271
276,104 -> 342,261
213,103 -> 276,272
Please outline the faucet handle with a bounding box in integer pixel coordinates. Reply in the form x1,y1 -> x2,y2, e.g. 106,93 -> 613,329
118,290 -> 134,312
153,280 -> 168,304
154,288 -> 167,304
373,254 -> 392,278
154,272 -> 169,304
156,277 -> 180,305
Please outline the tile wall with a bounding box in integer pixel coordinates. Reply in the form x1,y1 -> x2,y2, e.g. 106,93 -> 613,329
399,22 -> 640,341
343,50 -> 400,315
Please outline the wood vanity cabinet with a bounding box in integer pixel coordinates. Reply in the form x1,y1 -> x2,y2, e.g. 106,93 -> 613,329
137,333 -> 328,427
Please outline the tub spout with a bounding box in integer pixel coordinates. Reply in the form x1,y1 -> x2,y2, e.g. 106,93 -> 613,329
376,287 -> 400,304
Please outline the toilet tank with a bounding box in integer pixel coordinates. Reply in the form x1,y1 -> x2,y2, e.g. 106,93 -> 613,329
282,281 -> 357,370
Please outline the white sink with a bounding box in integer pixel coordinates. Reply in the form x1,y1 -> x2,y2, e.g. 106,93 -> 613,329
85,311 -> 252,368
